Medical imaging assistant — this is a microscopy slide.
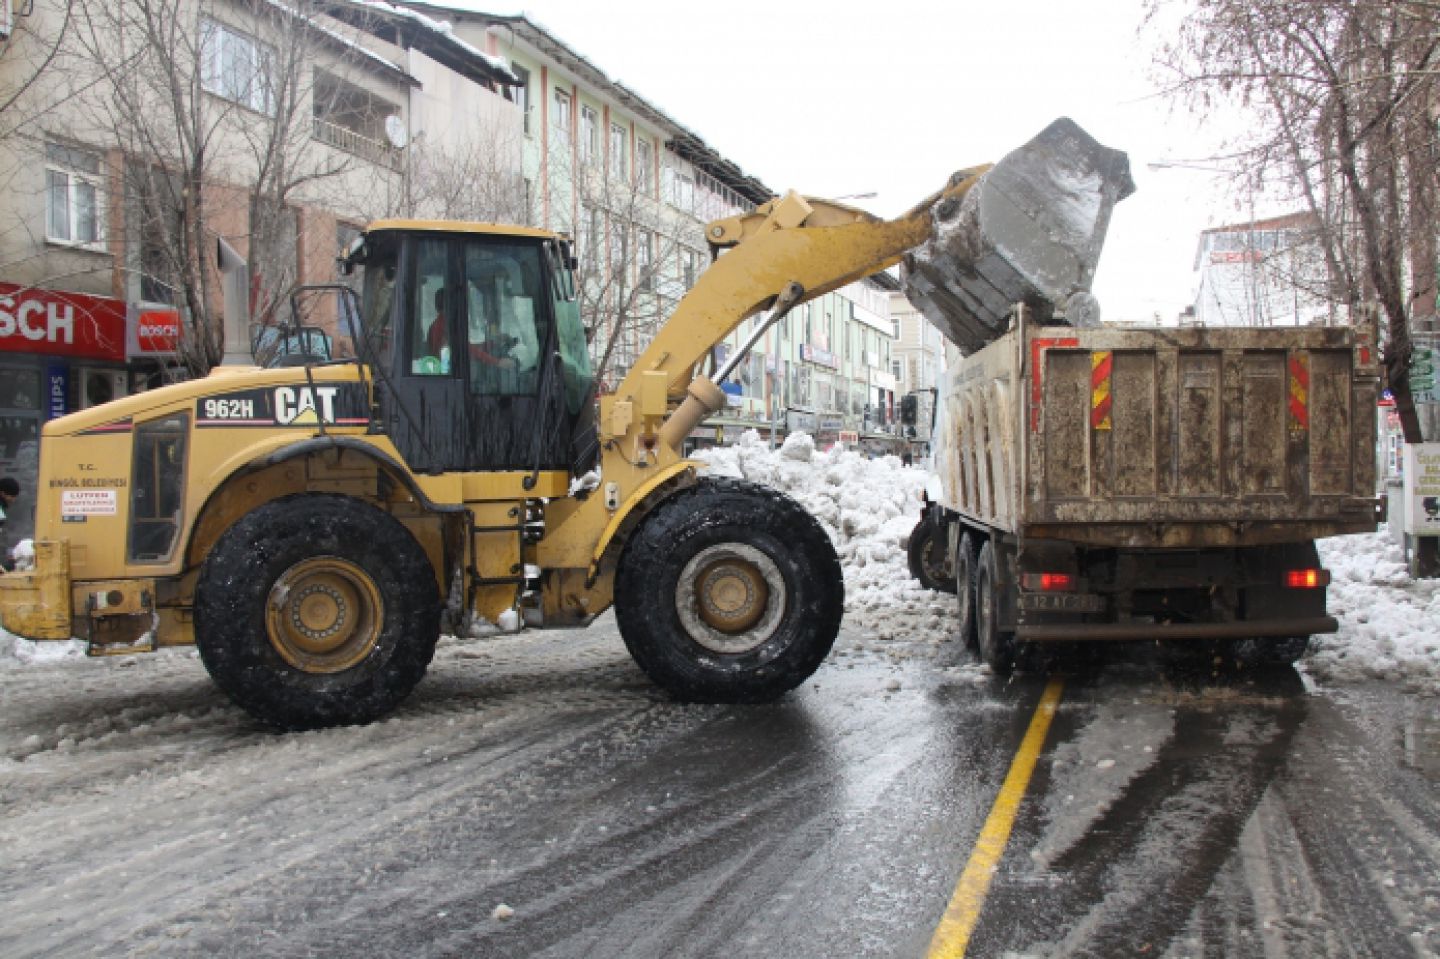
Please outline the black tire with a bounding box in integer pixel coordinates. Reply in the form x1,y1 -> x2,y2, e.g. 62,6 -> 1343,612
194,494 -> 441,730
907,513 -> 954,593
975,540 -> 1018,674
1228,635 -> 1311,667
955,531 -> 979,650
614,477 -> 844,703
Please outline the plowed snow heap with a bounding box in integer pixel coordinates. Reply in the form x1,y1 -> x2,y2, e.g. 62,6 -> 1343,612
901,118 -> 1136,354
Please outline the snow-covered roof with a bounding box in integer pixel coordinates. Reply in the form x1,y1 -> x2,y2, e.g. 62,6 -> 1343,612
323,0 -> 519,87
263,0 -> 418,87
396,4 -> 774,204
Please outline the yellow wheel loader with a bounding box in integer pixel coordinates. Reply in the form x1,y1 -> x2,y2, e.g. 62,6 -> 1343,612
0,119 -> 1126,729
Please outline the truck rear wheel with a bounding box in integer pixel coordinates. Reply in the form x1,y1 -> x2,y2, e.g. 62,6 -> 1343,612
975,540 -> 1018,673
194,494 -> 441,730
907,513 -> 954,593
615,477 -> 844,702
955,532 -> 979,649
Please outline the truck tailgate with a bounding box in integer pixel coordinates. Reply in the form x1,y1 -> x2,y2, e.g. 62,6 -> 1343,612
1027,324 -> 1379,546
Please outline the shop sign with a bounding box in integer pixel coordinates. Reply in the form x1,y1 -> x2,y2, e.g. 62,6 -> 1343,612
787,409 -> 817,433
45,365 -> 68,419
127,304 -> 182,358
1403,443 -> 1440,537
799,344 -> 839,370
0,282 -> 126,361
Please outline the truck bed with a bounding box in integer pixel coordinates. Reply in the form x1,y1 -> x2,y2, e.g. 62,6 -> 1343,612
935,318 -> 1380,548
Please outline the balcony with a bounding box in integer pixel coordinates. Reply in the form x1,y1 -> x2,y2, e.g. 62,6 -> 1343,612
313,116 -> 403,172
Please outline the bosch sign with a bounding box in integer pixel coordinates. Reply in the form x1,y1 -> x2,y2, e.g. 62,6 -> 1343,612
0,282 -> 180,361
127,305 -> 181,358
0,282 -> 125,360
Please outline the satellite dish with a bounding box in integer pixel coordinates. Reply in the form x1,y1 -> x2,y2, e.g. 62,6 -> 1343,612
384,115 -> 409,149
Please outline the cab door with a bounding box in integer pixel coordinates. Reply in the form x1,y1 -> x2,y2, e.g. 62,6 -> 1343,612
380,235 -> 468,474
456,237 -> 572,470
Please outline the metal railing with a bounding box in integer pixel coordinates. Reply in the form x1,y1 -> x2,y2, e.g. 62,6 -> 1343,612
312,117 -> 403,172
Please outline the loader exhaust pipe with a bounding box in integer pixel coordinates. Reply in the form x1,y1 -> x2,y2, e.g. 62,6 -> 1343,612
217,236 -> 252,366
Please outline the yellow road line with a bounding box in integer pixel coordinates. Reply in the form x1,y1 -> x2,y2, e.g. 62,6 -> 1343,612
927,677 -> 1065,958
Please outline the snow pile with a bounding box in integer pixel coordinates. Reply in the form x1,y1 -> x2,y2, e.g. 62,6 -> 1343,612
694,430 -> 953,642
2,431 -> 1436,693
1312,528 -> 1440,692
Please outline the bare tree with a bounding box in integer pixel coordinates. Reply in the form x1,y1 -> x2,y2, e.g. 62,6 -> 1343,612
550,145 -> 707,389
1151,0 -> 1440,574
58,0 -> 389,375
402,126 -> 529,224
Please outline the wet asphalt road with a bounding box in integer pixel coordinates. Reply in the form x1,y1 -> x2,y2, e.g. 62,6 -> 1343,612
1,618 -> 1437,958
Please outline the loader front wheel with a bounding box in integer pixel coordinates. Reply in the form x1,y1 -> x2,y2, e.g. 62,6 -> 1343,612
615,477 -> 843,702
907,513 -> 954,593
195,494 -> 441,730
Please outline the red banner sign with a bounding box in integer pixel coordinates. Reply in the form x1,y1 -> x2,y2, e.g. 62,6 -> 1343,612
0,282 -> 181,362
0,282 -> 127,361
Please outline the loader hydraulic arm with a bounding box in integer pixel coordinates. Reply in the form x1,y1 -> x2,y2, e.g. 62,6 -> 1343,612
601,167 -> 991,454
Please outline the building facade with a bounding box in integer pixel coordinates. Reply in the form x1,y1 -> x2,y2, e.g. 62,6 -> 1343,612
0,0 -> 511,538
1192,212 -> 1334,327
889,286 -> 944,454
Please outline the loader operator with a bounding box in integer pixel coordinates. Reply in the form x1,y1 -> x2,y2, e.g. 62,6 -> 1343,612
424,288 -> 516,372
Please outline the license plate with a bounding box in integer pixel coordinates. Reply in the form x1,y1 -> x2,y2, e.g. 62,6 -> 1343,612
1019,592 -> 1105,613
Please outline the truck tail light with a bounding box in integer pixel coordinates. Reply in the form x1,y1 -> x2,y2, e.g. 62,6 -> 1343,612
1284,568 -> 1330,589
1021,572 -> 1075,592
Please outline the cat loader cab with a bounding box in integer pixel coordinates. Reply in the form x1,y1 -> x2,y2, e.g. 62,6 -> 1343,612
346,222 -> 597,478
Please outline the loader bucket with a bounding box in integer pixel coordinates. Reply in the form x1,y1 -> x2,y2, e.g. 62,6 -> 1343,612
902,117 -> 1135,354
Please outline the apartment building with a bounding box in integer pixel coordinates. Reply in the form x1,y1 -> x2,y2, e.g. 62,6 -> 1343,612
0,0 -> 511,538
889,286 -> 944,450
1192,212 -> 1334,327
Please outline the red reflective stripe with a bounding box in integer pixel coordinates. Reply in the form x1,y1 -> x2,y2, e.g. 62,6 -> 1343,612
1029,337 -> 1080,432
1288,355 -> 1310,430
1090,352 -> 1113,386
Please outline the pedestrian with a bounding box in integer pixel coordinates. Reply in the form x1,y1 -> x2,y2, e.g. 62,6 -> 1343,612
0,476 -> 20,572
902,451 -> 914,467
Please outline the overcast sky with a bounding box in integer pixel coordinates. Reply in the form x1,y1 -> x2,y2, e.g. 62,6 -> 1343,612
469,0 -> 1257,322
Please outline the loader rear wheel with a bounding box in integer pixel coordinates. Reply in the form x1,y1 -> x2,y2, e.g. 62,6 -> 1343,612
975,540 -> 1018,674
907,513 -> 954,593
955,532 -> 979,650
195,494 -> 441,730
615,477 -> 844,703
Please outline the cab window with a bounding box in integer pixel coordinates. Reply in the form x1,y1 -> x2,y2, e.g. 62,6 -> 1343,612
410,238 -> 450,376
463,241 -> 544,396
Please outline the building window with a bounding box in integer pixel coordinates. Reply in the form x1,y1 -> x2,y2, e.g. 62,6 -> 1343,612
608,219 -> 626,270
580,105 -> 599,164
553,89 -> 571,143
577,203 -> 597,264
636,229 -> 653,290
665,166 -> 694,211
45,142 -> 103,247
507,65 -> 531,135
610,122 -> 627,180
681,248 -> 698,288
892,359 -> 903,380
200,17 -> 275,115
636,137 -> 653,192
